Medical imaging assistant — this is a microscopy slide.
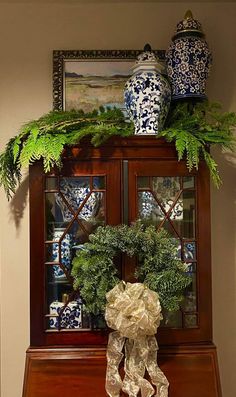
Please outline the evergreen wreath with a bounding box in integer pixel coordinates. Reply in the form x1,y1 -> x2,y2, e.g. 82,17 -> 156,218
71,221 -> 192,316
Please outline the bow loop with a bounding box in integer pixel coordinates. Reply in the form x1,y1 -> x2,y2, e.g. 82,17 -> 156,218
105,282 -> 169,397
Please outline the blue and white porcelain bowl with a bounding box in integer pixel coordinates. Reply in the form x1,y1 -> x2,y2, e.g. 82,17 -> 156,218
166,10 -> 212,100
124,45 -> 171,135
55,178 -> 100,223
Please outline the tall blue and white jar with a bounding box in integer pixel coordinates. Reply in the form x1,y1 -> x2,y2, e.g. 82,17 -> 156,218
166,10 -> 212,100
124,44 -> 171,135
52,227 -> 72,280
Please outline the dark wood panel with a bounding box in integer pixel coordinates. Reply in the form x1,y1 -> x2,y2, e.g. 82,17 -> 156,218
23,345 -> 221,397
62,136 -> 178,161
26,138 -> 219,397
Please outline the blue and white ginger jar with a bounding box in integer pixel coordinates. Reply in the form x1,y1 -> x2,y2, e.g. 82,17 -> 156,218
49,297 -> 82,329
124,45 -> 171,135
166,10 -> 212,100
55,178 -> 99,223
52,228 -> 72,279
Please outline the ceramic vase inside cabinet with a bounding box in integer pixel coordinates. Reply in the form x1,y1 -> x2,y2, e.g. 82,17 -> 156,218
124,44 -> 171,135
166,10 -> 212,100
52,227 -> 72,280
49,293 -> 83,329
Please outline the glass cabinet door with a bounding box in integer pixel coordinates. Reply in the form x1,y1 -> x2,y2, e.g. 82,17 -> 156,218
45,175 -> 106,331
137,175 -> 197,329
128,160 -> 211,344
29,160 -> 121,346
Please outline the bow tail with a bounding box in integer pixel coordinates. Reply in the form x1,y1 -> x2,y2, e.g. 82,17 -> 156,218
145,336 -> 169,397
122,338 -> 155,397
105,331 -> 125,397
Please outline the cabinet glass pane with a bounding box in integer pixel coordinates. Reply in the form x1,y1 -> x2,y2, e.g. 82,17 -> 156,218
137,175 -> 197,329
162,310 -> 182,328
183,176 -> 195,189
46,177 -> 58,190
138,191 -> 165,227
184,241 -> 196,261
182,190 -> 196,238
182,271 -> 197,312
184,314 -> 198,328
45,175 -> 106,331
152,176 -> 180,206
137,176 -> 150,189
93,176 -> 105,189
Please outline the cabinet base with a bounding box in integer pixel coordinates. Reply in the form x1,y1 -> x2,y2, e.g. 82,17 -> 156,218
22,344 -> 221,397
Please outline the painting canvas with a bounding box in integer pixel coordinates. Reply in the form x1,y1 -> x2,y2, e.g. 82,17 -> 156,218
64,60 -> 133,113
53,50 -> 165,112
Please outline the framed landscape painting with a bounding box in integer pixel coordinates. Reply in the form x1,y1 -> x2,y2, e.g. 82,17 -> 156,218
53,49 -> 165,112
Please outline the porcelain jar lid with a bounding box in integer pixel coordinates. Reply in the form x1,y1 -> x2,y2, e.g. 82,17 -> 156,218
172,10 -> 205,40
132,44 -> 164,74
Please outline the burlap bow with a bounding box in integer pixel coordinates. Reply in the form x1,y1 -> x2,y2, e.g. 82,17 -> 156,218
105,281 -> 169,397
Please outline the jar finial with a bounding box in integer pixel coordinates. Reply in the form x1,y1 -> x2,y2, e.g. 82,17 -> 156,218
184,10 -> 193,20
62,293 -> 69,304
144,43 -> 152,52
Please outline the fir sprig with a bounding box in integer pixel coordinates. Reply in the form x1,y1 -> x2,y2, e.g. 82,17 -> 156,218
160,102 -> 236,187
0,138 -> 21,200
1,101 -> 235,199
71,221 -> 191,315
0,107 -> 133,198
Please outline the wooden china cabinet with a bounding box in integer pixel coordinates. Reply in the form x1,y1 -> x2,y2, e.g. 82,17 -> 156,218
23,136 -> 221,397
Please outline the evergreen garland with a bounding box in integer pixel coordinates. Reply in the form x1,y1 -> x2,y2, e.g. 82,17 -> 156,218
0,107 -> 133,199
161,102 -> 236,187
71,221 -> 191,315
0,101 -> 235,199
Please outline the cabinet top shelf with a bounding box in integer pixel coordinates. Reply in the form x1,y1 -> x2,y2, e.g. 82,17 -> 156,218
61,136 -> 178,161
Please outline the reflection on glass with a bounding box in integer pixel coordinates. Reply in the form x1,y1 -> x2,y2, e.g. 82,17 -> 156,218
138,177 -> 184,223
45,193 -> 62,240
162,220 -> 178,237
46,177 -> 58,191
167,192 -> 195,238
93,176 -> 105,190
184,242 -> 196,261
138,191 -> 165,227
187,262 -> 196,272
183,190 -> 195,238
183,176 -> 195,189
184,314 -> 198,328
162,310 -> 182,328
137,177 -> 150,189
183,292 -> 197,312
169,200 -> 183,220
83,192 -> 105,222
175,239 -> 183,259
182,272 -> 197,312
152,176 -> 180,205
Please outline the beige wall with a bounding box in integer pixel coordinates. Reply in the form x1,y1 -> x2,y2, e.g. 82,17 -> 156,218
0,2 -> 235,397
